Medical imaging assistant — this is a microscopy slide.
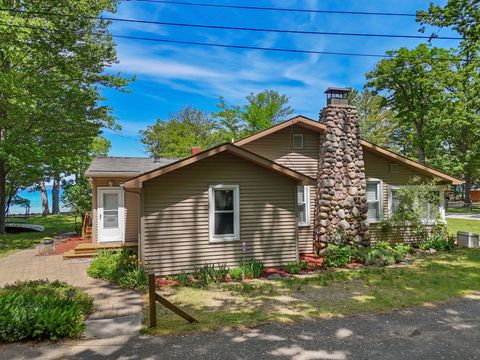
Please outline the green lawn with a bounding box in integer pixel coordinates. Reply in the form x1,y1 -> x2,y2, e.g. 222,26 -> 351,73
447,218 -> 480,235
144,249 -> 480,335
447,207 -> 480,214
0,214 -> 76,257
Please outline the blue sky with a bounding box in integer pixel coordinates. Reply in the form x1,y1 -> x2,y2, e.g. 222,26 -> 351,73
102,0 -> 457,157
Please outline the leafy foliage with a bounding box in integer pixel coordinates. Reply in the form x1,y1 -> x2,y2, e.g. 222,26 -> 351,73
420,234 -> 455,251
228,267 -> 244,281
323,244 -> 359,268
0,280 -> 93,342
194,263 -> 229,285
87,249 -> 147,291
286,260 -> 309,274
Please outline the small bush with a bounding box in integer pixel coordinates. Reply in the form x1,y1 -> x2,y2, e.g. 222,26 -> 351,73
361,247 -> 403,266
0,280 -> 93,342
323,245 -> 358,267
393,243 -> 415,255
420,234 -> 455,251
229,267 -> 243,281
175,272 -> 192,286
286,260 -> 309,274
87,249 -> 147,291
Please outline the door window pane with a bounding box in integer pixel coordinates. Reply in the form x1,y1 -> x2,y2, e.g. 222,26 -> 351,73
103,193 -> 119,229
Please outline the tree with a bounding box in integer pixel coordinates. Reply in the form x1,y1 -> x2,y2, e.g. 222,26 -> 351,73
0,0 -> 127,232
215,90 -> 294,140
348,89 -> 400,149
62,137 -> 111,231
365,44 -> 452,164
140,106 -> 221,158
417,0 -> 480,203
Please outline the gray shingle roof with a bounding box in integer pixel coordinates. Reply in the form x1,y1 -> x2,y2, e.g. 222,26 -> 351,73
85,156 -> 180,177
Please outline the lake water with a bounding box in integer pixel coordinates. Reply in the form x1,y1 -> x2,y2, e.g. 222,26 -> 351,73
8,186 -> 68,215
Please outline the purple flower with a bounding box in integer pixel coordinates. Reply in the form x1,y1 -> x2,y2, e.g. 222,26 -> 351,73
242,241 -> 247,254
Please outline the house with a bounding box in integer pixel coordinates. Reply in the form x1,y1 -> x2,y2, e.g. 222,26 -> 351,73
84,88 -> 462,275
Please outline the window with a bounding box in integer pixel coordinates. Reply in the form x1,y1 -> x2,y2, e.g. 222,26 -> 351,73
293,134 -> 304,149
366,180 -> 382,222
297,186 -> 311,226
209,185 -> 240,242
388,186 -> 403,216
421,191 -> 441,221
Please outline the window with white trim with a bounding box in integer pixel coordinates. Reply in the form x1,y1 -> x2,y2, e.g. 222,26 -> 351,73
366,180 -> 382,222
388,186 -> 403,216
421,191 -> 441,221
297,186 -> 311,226
293,134 -> 304,149
209,185 -> 240,242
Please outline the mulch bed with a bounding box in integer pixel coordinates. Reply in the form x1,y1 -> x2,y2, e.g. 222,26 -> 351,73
38,235 -> 90,256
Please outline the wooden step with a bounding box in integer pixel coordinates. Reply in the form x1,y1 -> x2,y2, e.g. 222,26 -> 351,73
63,250 -> 97,259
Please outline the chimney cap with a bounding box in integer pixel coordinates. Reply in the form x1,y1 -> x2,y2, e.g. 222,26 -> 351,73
325,87 -> 351,105
324,87 -> 351,95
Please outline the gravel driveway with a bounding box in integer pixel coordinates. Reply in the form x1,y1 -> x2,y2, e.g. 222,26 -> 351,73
1,293 -> 479,360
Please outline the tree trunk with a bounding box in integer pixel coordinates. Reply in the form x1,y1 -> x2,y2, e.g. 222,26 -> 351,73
40,180 -> 50,216
52,174 -> 60,214
464,177 -> 471,205
0,157 -> 5,234
415,123 -> 426,164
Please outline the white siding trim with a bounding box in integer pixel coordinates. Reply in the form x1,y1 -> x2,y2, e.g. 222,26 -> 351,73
208,184 -> 240,242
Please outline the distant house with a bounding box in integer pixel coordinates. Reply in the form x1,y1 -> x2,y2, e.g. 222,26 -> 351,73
85,88 -> 461,275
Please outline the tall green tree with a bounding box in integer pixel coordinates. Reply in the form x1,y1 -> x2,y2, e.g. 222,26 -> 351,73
417,0 -> 480,202
365,44 -> 452,164
0,0 -> 127,231
140,106 -> 221,158
215,90 -> 294,140
348,89 -> 399,149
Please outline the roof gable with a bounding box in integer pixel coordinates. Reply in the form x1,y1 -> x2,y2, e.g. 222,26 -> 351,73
234,115 -> 462,185
123,143 -> 316,188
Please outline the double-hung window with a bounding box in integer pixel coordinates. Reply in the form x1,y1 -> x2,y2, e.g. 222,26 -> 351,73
366,180 -> 382,222
209,185 -> 240,242
297,186 -> 311,226
388,186 -> 403,216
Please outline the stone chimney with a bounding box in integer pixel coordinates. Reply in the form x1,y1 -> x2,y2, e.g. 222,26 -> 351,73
313,88 -> 370,255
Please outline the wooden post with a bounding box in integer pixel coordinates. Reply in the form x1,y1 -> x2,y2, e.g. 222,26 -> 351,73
148,273 -> 157,328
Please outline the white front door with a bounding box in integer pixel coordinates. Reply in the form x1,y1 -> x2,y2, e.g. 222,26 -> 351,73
98,188 -> 124,243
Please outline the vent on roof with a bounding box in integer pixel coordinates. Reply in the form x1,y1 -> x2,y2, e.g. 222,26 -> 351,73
293,134 -> 303,149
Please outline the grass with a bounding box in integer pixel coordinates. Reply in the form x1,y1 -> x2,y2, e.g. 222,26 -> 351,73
144,249 -> 480,336
447,207 -> 480,214
447,218 -> 480,235
0,214 -> 76,257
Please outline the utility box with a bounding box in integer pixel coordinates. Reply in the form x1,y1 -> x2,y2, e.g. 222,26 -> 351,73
457,232 -> 479,248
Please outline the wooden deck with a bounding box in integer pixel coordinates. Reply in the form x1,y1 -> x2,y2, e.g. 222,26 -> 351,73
63,242 -> 137,259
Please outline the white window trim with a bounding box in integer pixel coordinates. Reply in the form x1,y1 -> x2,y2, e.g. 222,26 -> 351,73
208,184 -> 240,243
367,178 -> 383,223
387,185 -> 401,217
292,134 -> 304,150
298,185 -> 311,227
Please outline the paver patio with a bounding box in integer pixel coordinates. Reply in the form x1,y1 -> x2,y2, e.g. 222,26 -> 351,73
0,246 -> 143,319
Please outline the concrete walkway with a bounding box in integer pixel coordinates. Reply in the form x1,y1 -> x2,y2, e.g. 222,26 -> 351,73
446,212 -> 480,220
0,247 -> 144,320
1,294 -> 479,359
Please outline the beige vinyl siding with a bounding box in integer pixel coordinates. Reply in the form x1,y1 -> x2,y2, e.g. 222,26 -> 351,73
143,152 -> 298,276
91,177 -> 139,245
364,149 -> 432,244
241,125 -> 320,178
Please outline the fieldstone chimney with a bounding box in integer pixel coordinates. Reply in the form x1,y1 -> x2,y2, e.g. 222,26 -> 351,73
313,88 -> 370,255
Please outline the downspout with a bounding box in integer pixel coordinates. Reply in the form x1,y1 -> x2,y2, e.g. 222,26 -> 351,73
120,184 -> 142,261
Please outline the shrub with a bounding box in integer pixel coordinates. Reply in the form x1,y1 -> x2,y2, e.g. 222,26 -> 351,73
323,245 -> 358,267
194,263 -> 229,285
0,280 -> 93,342
175,272 -> 192,286
393,243 -> 415,256
420,234 -> 455,251
361,247 -> 403,266
286,260 -> 309,274
229,267 -> 243,281
87,249 -> 147,291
